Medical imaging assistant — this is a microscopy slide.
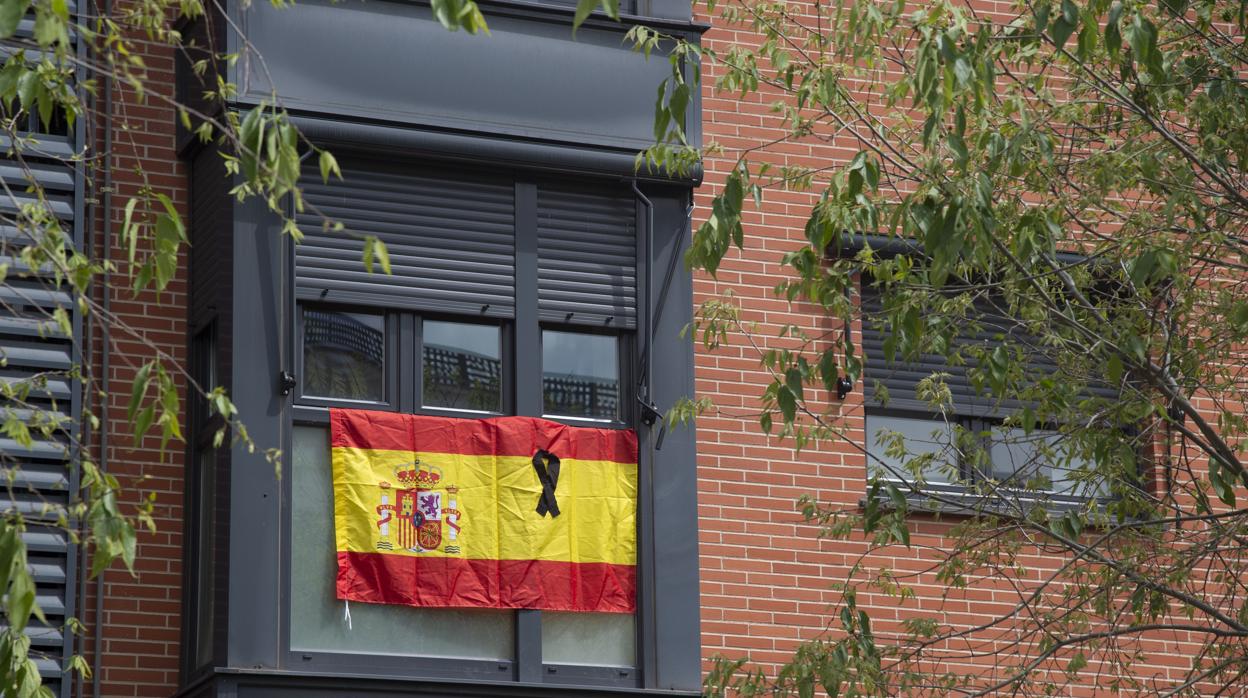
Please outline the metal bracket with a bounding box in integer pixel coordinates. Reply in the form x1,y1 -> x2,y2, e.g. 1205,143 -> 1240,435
638,397 -> 661,427
278,370 -> 297,396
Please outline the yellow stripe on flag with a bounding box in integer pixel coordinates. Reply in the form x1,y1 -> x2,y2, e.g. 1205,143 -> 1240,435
332,446 -> 636,566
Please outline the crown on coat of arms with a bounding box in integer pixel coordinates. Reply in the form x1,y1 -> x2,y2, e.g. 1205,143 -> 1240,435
446,485 -> 459,495
394,460 -> 443,487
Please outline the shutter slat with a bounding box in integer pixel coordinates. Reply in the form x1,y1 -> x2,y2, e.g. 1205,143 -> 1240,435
861,288 -> 1118,417
0,23 -> 81,693
537,184 -> 636,328
297,159 -> 516,316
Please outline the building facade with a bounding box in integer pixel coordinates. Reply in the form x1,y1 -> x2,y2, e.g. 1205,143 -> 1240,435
0,0 -> 1214,696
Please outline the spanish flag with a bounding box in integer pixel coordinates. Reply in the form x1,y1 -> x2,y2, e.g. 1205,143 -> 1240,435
330,408 -> 637,613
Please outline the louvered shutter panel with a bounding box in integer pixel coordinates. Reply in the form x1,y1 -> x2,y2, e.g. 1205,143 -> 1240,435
0,135 -> 80,698
296,159 -> 516,318
861,287 -> 1117,418
536,183 -> 637,328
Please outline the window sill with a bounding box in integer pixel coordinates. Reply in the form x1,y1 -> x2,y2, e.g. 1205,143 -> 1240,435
469,0 -> 712,34
178,667 -> 700,698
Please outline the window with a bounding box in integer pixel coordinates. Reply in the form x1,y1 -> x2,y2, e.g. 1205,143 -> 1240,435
302,308 -> 386,402
861,281 -> 1115,503
183,144 -> 700,692
542,329 -> 621,421
865,413 -> 1103,499
284,158 -> 648,683
423,320 -> 503,412
186,322 -> 220,674
289,425 -> 515,660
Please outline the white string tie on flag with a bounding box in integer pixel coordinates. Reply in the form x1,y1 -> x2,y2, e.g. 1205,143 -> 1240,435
343,599 -> 353,631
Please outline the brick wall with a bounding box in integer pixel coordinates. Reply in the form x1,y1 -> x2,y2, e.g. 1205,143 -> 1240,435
80,34 -> 188,697
691,1 -> 1209,694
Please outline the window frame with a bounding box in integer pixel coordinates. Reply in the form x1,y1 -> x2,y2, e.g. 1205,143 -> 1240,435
864,407 -> 1107,507
857,266 -> 1121,511
284,315 -> 642,687
539,324 -> 632,426
296,303 -> 398,410
182,318 -> 225,681
184,145 -> 700,693
279,174 -> 645,688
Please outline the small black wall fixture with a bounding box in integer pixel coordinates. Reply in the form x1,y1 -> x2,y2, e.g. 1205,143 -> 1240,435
278,370 -> 297,396
836,376 -> 853,400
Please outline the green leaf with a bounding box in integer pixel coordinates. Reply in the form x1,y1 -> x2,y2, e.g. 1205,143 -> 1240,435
668,82 -> 690,143
7,563 -> 36,632
819,348 -> 839,394
1128,14 -> 1159,74
318,150 -> 341,183
133,403 -> 156,445
1105,2 -> 1123,55
128,362 -> 152,421
360,235 -> 391,275
0,0 -> 29,38
153,212 -> 185,291
652,79 -> 671,142
776,384 -> 797,423
1210,459 -> 1236,507
1106,353 -> 1123,384
33,2 -> 68,46
572,0 -> 597,30
1051,16 -> 1076,50
239,106 -> 264,183
885,482 -> 907,511
785,367 -> 804,403
1033,2 -> 1050,34
1061,0 -> 1078,24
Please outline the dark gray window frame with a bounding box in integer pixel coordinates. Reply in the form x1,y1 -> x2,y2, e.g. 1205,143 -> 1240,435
539,324 -> 632,425
183,319 -> 223,684
296,305 -> 399,410
864,407 -> 1111,511
283,166 -> 642,686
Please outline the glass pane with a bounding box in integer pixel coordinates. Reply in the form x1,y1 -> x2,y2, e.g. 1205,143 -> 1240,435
990,428 -> 1097,495
422,321 -> 502,412
542,331 -> 619,419
989,427 -> 1045,488
194,447 -> 215,669
542,611 -> 634,667
303,308 -> 385,402
290,427 -> 514,659
865,416 -> 957,484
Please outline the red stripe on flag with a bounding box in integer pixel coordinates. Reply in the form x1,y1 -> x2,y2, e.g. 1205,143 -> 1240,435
329,409 -> 637,463
336,552 -> 637,613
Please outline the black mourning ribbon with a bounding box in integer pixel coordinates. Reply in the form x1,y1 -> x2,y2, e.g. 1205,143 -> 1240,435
532,449 -> 561,518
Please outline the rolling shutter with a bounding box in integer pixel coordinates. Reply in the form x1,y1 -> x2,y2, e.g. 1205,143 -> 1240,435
0,131 -> 80,697
296,159 -> 516,318
861,286 -> 1118,418
536,183 -> 636,328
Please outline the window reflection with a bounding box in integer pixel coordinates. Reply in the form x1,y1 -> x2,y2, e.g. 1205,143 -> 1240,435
989,427 -> 1100,496
302,308 -> 385,402
542,330 -> 619,420
422,321 -> 502,412
866,415 -> 958,484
